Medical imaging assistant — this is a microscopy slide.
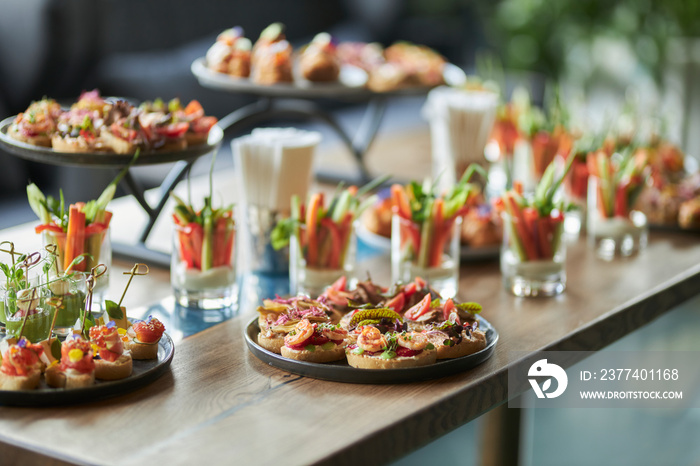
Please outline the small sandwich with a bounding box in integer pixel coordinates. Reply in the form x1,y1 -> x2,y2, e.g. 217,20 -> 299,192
89,321 -> 133,380
173,99 -> 218,146
124,316 -> 165,360
346,326 -> 436,369
251,22 -> 286,68
206,27 -> 252,78
384,42 -> 446,87
280,320 -> 348,363
426,319 -> 487,359
138,99 -> 189,151
100,100 -> 145,154
251,40 -> 293,85
403,294 -> 482,332
51,107 -> 105,153
257,297 -> 331,354
8,98 -> 63,147
0,337 -> 44,390
45,335 -> 96,389
299,33 -> 340,82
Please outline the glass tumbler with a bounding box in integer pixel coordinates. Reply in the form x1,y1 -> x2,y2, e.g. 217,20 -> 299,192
587,176 -> 648,259
500,211 -> 566,297
171,217 -> 237,310
391,213 -> 461,298
289,221 -> 357,297
4,284 -> 51,343
42,227 -> 111,310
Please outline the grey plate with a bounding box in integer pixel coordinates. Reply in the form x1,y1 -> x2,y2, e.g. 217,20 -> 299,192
192,58 -> 466,99
0,333 -> 175,406
0,116 -> 222,167
245,316 -> 497,384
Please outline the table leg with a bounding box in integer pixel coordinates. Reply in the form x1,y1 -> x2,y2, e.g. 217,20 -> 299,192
480,402 -> 523,466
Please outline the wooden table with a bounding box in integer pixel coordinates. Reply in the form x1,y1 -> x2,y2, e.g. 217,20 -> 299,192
1,224 -> 699,465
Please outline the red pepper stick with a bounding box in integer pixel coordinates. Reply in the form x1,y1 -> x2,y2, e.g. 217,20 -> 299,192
523,207 -> 540,259
321,218 -> 342,269
505,193 -> 539,261
537,216 -> 553,259
429,199 -> 445,268
337,211 -> 354,266
614,180 -> 629,217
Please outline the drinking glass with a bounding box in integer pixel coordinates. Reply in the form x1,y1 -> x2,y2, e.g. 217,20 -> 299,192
391,214 -> 461,298
500,211 -> 566,297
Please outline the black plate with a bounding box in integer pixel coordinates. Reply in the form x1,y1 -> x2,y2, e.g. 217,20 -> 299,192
244,316 -> 498,383
0,116 -> 223,168
0,333 -> 175,407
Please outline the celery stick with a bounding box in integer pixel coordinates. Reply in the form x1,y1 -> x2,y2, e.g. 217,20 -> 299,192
27,183 -> 50,224
506,218 -> 527,262
201,208 -> 214,271
417,200 -> 434,269
331,191 -> 351,223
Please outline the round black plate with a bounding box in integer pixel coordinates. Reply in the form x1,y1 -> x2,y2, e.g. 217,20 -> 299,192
0,116 -> 223,167
0,333 -> 175,406
245,316 -> 498,384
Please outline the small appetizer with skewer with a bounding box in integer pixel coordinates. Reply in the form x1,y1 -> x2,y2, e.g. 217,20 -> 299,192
125,316 -> 165,360
251,40 -> 294,85
0,337 -> 45,390
299,33 -> 340,82
280,319 -> 348,363
45,335 -> 96,388
90,321 -> 133,380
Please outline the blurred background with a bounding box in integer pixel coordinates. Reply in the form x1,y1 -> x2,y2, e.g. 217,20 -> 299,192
1,2 -> 699,464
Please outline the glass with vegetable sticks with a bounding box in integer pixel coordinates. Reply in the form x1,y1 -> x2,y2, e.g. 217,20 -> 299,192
275,178 -> 386,297
498,156 -> 572,297
586,149 -> 649,259
171,194 -> 237,310
390,166 -> 484,298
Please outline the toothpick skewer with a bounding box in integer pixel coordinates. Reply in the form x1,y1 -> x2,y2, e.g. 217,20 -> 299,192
118,263 -> 149,308
17,287 -> 38,340
46,296 -> 63,338
82,274 -> 95,339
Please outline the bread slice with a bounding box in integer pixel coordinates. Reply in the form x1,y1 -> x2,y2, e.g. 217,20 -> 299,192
45,365 -> 95,388
280,343 -> 346,363
100,130 -> 136,154
94,353 -> 133,380
8,124 -> 52,147
124,338 -> 159,360
432,330 -> 487,359
51,134 -> 92,152
257,332 -> 285,354
0,370 -> 41,390
346,347 -> 437,369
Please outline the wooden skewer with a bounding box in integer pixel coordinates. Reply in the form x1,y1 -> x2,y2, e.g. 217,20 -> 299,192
44,244 -> 60,276
46,296 -> 63,338
17,287 -> 38,340
82,275 -> 95,338
118,263 -> 149,308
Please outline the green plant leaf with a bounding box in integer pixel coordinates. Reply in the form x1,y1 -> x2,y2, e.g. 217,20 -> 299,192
104,300 -> 124,320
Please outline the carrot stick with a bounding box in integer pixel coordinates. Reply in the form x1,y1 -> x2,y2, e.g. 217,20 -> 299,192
338,212 -> 354,266
391,184 -> 412,219
614,181 -> 629,217
305,193 -> 324,267
64,205 -> 86,271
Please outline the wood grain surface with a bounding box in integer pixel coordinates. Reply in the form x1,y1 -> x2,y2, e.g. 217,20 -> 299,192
0,230 -> 699,466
